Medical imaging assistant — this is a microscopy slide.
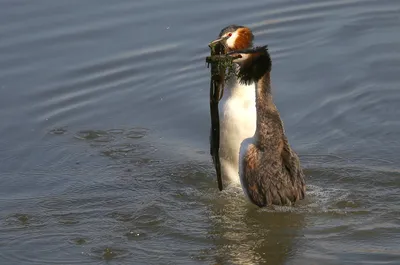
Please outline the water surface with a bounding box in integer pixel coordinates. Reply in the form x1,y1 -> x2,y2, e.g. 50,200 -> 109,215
1,0 -> 400,264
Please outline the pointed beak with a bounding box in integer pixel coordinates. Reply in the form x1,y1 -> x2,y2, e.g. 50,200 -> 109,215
208,35 -> 230,48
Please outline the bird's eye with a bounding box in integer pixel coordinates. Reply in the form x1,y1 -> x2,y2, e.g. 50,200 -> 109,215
228,33 -> 232,37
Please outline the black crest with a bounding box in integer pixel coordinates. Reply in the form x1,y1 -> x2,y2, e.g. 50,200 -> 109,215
219,24 -> 243,37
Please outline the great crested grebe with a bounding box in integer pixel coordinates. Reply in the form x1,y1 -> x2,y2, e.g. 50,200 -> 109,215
209,25 -> 257,186
209,25 -> 305,207
226,45 -> 306,207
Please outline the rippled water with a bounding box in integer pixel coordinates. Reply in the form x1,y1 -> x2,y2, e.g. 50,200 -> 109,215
1,0 -> 400,264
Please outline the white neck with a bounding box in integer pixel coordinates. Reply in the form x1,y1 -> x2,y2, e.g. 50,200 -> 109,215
224,66 -> 255,99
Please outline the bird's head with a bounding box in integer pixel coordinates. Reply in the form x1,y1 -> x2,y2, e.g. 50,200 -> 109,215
208,25 -> 271,84
209,25 -> 254,53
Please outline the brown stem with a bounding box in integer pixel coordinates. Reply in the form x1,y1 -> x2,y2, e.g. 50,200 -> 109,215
205,55 -> 241,64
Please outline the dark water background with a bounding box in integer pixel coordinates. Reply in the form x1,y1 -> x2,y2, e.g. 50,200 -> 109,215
1,0 -> 400,264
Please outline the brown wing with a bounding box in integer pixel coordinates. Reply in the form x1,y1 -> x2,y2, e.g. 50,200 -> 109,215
281,136 -> 306,201
241,139 -> 306,207
241,144 -> 267,207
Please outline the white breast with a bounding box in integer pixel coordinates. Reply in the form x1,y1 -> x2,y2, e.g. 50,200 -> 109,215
218,76 -> 256,185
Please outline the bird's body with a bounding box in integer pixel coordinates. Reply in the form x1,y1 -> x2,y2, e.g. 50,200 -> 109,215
218,66 -> 256,185
211,25 -> 257,185
238,68 -> 305,207
209,25 -> 306,207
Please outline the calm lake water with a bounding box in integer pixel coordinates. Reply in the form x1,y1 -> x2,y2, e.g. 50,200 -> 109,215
1,0 -> 400,264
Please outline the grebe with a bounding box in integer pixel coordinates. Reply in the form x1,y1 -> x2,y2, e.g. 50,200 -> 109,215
209,25 -> 257,186
226,46 -> 306,207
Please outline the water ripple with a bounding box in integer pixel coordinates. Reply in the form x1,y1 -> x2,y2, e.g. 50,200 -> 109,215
1,0 -> 400,264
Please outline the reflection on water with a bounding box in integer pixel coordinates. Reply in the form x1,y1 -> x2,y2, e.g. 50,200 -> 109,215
209,191 -> 305,265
